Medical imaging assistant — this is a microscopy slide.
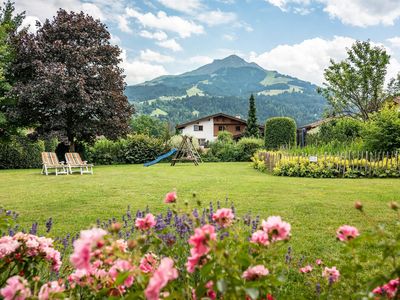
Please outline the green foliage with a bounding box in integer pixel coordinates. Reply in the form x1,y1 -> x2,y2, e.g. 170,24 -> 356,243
237,137 -> 264,161
43,137 -> 59,152
0,136 -> 44,169
130,115 -> 170,139
0,1 -> 25,140
123,134 -> 166,164
88,135 -> 167,165
252,151 -> 400,178
363,106 -> 400,153
169,135 -> 200,150
287,140 -> 363,155
264,117 -> 296,149
313,118 -> 363,144
217,131 -> 233,143
203,135 -> 264,162
244,94 -> 259,137
319,40 -> 390,120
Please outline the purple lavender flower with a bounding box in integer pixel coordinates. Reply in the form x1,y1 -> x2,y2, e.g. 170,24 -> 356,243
30,222 -> 38,235
316,283 -> 321,297
45,217 -> 53,233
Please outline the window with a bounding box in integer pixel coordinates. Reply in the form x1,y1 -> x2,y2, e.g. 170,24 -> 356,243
236,125 -> 241,132
218,125 -> 225,131
198,139 -> 206,146
194,125 -> 203,131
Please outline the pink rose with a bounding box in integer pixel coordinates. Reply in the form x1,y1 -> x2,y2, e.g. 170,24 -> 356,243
299,265 -> 313,273
135,213 -> 156,231
164,191 -> 177,203
0,236 -> 20,259
145,257 -> 178,300
322,266 -> 340,283
262,216 -> 291,242
212,208 -> 234,228
0,276 -> 31,300
250,230 -> 269,246
336,225 -> 359,242
315,259 -> 323,265
242,265 -> 269,281
38,281 -> 65,300
70,228 -> 107,271
109,259 -> 134,288
140,253 -> 159,273
372,278 -> 399,298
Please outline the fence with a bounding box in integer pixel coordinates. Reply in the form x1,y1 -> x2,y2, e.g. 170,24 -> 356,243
255,151 -> 400,178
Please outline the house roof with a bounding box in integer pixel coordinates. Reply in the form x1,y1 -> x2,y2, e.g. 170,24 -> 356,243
297,118 -> 334,131
176,112 -> 248,129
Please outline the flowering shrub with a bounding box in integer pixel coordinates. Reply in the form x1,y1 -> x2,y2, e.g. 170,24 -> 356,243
0,194 -> 399,299
252,150 -> 400,178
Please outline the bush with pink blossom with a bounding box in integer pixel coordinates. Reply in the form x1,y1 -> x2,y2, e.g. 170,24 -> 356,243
0,194 -> 399,299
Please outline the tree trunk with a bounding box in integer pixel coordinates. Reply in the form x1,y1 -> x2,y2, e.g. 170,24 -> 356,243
67,132 -> 75,152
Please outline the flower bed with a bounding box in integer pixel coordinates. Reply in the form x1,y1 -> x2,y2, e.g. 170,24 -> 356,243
0,194 -> 399,299
252,150 -> 400,178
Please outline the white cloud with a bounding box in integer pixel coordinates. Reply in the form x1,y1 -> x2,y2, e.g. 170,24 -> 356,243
265,0 -> 311,13
156,39 -> 183,52
120,50 -> 168,85
139,30 -> 168,41
265,0 -> 400,27
188,55 -> 213,65
387,36 -> 400,48
110,34 -> 121,45
15,0 -> 106,22
249,36 -> 355,85
117,15 -> 132,33
323,0 -> 400,27
222,33 -> 236,41
157,0 -> 203,13
250,36 -> 400,86
19,16 -> 41,33
139,49 -> 175,63
196,10 -> 237,26
125,8 -> 204,38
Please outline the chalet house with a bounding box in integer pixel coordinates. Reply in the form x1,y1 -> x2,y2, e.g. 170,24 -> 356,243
176,113 -> 263,146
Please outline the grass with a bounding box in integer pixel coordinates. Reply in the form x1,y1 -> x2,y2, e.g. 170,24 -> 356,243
1,162 -> 399,261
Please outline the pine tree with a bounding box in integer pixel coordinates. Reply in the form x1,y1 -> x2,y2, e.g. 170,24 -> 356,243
245,94 -> 259,137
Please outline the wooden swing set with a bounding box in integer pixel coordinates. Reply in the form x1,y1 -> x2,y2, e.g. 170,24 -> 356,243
171,136 -> 202,166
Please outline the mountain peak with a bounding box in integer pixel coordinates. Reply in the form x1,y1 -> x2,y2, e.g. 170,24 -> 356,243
182,54 -> 264,77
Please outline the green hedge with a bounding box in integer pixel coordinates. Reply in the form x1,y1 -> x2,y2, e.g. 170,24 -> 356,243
202,133 -> 264,162
0,136 -> 45,169
88,135 -> 167,165
264,117 -> 296,149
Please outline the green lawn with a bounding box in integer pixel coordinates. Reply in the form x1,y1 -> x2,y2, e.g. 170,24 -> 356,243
1,162 -> 399,260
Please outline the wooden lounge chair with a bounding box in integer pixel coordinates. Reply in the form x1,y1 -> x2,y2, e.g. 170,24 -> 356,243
65,152 -> 94,175
41,152 -> 68,176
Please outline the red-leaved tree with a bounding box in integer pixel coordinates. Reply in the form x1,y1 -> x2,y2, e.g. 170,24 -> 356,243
8,9 -> 133,150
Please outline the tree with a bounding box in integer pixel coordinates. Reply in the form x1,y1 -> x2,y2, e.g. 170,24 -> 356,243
387,73 -> 400,98
8,10 -> 133,150
363,105 -> 400,153
264,117 -> 296,149
319,40 -> 390,121
130,115 -> 170,139
244,94 -> 259,137
0,1 -> 24,140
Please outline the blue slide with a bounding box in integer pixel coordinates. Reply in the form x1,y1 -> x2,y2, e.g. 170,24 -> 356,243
144,148 -> 177,167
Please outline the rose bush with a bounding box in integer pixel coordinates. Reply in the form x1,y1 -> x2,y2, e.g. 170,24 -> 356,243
0,193 -> 399,299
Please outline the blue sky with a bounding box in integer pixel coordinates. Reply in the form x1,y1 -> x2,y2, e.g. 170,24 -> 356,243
16,0 -> 400,85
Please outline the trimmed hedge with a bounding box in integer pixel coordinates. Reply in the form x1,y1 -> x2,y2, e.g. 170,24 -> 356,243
87,135 -> 167,165
264,117 -> 296,149
0,137 -> 45,169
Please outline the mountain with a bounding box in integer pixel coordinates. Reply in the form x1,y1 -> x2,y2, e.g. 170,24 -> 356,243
125,55 -> 327,126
